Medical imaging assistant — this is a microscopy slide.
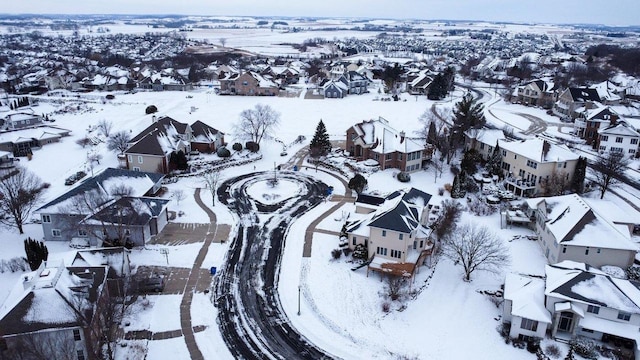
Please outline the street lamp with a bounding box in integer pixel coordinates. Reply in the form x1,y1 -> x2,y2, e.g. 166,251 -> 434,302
297,285 -> 301,316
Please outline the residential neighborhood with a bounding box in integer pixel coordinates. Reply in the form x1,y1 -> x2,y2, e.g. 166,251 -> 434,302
0,11 -> 640,360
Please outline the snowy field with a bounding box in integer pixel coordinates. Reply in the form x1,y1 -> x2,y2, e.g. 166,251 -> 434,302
1,80 -> 639,359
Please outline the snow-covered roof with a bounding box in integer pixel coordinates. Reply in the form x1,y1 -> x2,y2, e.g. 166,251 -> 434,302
352,117 -> 425,154
0,126 -> 70,145
84,197 -> 170,226
546,261 -> 640,314
499,137 -> 578,163
0,261 -> 108,336
529,194 -> 637,251
465,128 -> 505,146
591,81 -> 622,102
598,120 -> 640,138
504,273 -> 551,323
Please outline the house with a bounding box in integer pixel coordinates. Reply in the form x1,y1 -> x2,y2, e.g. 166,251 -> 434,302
36,167 -> 164,246
525,194 -> 638,268
346,117 -> 432,172
504,261 -> 640,359
464,128 -> 506,161
219,71 -> 278,96
0,126 -> 72,157
573,106 -> 619,146
406,71 -> 433,95
82,196 -> 170,247
70,247 -> 131,297
342,71 -> 368,95
346,188 -> 434,276
597,120 -> 640,158
515,79 -> 556,108
553,87 -> 601,119
499,138 -> 579,196
0,261 -> 109,360
1,111 -> 43,131
125,116 -> 192,174
321,79 -> 348,99
190,120 -> 225,153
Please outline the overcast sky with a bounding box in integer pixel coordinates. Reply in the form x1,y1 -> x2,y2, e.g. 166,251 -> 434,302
3,0 -> 638,26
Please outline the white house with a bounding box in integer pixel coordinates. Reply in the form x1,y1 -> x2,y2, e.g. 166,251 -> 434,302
505,261 -> 640,358
525,194 -> 637,268
597,120 -> 640,158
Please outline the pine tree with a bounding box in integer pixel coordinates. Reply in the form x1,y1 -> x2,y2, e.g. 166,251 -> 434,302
571,156 -> 587,194
451,174 -> 466,198
486,142 -> 503,177
452,92 -> 485,143
24,237 -> 48,271
427,121 -> 437,145
310,119 -> 332,157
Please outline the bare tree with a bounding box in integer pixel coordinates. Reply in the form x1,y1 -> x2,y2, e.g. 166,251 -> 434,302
441,222 -> 510,282
202,170 -> 220,206
97,119 -> 113,137
172,189 -> 186,207
107,131 -> 132,154
591,151 -> 630,199
433,199 -> 463,240
431,155 -> 445,183
540,171 -> 570,196
76,136 -> 92,148
5,330 -> 77,360
384,275 -> 408,301
234,104 -> 280,145
0,167 -> 46,234
219,37 -> 227,47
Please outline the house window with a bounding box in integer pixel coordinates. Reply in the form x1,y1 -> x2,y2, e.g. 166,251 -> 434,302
77,350 -> 85,360
376,247 -> 387,256
526,160 -> 538,169
133,167 -> 140,171
52,229 -> 61,237
480,143 -> 485,149
42,214 -> 51,223
399,234 -> 403,240
127,155 -> 133,163
600,135 -> 608,142
398,153 -> 403,161
385,153 -> 391,160
502,150 -> 507,156
597,248 -> 601,254
382,230 -> 386,237
352,236 -> 357,246
242,81 -> 248,86
618,311 -> 631,321
631,138 -> 638,145
587,305 -> 599,314
78,229 -> 87,237
616,137 -> 623,143
630,149 -> 636,154
599,146 -> 606,151
611,147 -> 623,153
520,318 -> 538,332
73,329 -> 82,341
562,246 -> 567,254
585,247 -> 589,255
390,249 -> 401,258
137,156 -> 143,164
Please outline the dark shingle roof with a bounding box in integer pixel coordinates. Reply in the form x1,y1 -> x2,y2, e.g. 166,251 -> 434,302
86,197 -> 169,226
569,88 -> 601,103
130,116 -> 188,143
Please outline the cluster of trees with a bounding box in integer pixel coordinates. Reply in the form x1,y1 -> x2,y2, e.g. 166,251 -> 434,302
427,67 -> 455,100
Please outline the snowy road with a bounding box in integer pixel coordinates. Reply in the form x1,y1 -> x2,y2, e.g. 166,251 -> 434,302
214,171 -> 335,359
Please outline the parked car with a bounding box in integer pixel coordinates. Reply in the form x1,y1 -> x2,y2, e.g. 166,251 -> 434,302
138,277 -> 165,293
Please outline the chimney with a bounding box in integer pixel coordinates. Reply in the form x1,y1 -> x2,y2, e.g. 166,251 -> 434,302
152,115 -> 157,123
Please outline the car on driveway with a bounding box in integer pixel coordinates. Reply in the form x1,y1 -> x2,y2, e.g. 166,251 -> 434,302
138,277 -> 165,293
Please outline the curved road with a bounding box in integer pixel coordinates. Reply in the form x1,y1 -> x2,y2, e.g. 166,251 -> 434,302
214,171 -> 336,360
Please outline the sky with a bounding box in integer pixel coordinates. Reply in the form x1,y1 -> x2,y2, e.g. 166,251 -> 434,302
2,0 -> 639,27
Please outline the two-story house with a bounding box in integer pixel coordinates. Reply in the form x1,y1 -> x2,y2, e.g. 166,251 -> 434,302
504,261 -> 640,358
464,128 -> 506,161
597,120 -> 640,158
525,194 -> 637,268
573,106 -> 619,146
345,188 -> 434,277
0,261 -> 109,360
219,71 -> 278,96
516,79 -> 556,108
125,116 -> 192,174
500,138 -> 579,196
346,117 -> 431,172
36,167 -> 165,246
553,87 -> 601,119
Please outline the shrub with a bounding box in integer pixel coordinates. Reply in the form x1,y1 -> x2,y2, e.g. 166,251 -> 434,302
396,171 -> 411,182
105,94 -> 115,100
526,338 -> 541,353
569,337 -> 597,360
352,243 -> 368,260
438,187 -> 445,196
382,302 -> 390,313
216,147 -> 231,158
544,344 -> 561,359
342,247 -> 353,256
145,105 -> 158,114
0,257 -> 29,273
468,196 -> 498,216
331,248 -> 342,260
245,141 -> 260,152
232,142 -> 242,151
443,183 -> 452,193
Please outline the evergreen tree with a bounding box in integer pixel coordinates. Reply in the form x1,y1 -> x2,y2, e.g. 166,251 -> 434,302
571,156 -> 587,194
24,237 -> 48,271
460,149 -> 482,174
451,174 -> 466,198
427,121 -> 437,145
452,92 -> 485,144
348,173 -> 367,194
486,142 -> 503,177
427,74 -> 447,100
309,119 -> 332,157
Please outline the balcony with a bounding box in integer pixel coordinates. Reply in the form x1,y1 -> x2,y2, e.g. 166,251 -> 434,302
504,177 -> 537,197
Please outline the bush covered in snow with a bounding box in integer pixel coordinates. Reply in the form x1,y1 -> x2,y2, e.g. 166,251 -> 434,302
331,248 -> 342,260
569,337 -> 597,360
232,142 -> 242,151
601,265 -> 626,279
468,196 -> 498,216
0,257 -> 29,273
